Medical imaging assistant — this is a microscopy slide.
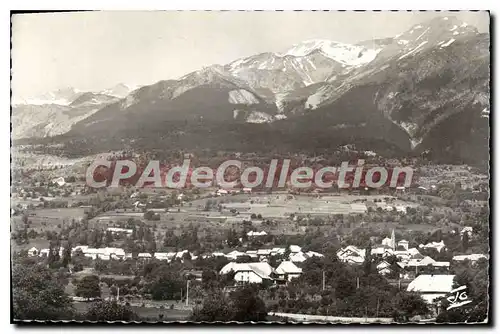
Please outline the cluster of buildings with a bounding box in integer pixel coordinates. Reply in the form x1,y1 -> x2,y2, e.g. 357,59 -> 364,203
219,260 -> 303,284
216,245 -> 325,284
336,230 -> 487,280
212,244 -> 323,263
26,243 -> 324,265
337,230 -> 450,277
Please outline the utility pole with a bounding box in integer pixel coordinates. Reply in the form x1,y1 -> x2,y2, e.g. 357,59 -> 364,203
186,280 -> 190,307
117,286 -> 120,302
376,297 -> 380,317
356,277 -> 360,289
322,271 -> 325,290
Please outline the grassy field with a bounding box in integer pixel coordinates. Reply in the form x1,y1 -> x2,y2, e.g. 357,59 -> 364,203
72,301 -> 191,321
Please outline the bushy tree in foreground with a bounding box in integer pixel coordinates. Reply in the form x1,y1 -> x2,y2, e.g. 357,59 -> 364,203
85,301 -> 138,321
12,263 -> 73,320
190,285 -> 267,322
75,275 -> 101,299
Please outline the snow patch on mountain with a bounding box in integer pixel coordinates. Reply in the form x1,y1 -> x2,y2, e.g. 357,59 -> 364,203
305,87 -> 328,110
274,93 -> 288,113
281,39 -> 381,66
440,38 -> 456,48
121,94 -> 137,110
398,41 -> 428,60
246,111 -> 274,123
228,89 -> 259,104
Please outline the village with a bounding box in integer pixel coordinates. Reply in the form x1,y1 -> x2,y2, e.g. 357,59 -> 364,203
9,147 -> 490,322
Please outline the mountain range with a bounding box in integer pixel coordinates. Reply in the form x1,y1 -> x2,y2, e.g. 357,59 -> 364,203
11,84 -> 137,138
12,16 -> 490,164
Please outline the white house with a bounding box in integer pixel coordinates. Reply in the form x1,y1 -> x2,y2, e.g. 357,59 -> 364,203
306,251 -> 324,258
219,262 -> 274,284
39,248 -> 50,257
216,189 -> 229,196
336,245 -> 366,263
154,252 -> 172,261
399,256 -> 450,270
376,260 -> 391,271
247,231 -> 267,237
51,177 -> 66,187
212,252 -> 226,257
27,247 -> 39,257
257,249 -> 272,256
289,252 -> 308,263
398,240 -> 409,251
452,254 -> 487,263
419,240 -> 446,253
271,248 -> 286,256
372,246 -> 395,258
106,227 -> 133,235
138,252 -> 152,259
275,261 -> 303,281
460,227 -> 473,237
76,247 -> 126,260
407,274 -> 455,304
175,250 -> 190,259
226,250 -> 246,260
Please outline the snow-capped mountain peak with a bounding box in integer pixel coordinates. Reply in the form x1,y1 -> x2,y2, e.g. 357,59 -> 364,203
224,39 -> 382,93
13,84 -> 139,106
394,16 -> 479,53
100,83 -> 136,98
12,87 -> 82,106
280,39 -> 381,66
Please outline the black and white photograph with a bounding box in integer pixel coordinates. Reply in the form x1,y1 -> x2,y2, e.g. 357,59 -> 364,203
10,10 -> 490,324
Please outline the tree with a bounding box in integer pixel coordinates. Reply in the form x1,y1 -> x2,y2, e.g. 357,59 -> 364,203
61,242 -> 72,267
202,270 -> 217,285
75,275 -> 101,299
163,229 -> 179,248
393,292 -> 429,322
105,230 -> 114,246
190,286 -> 267,322
85,301 -> 138,321
12,263 -> 73,320
190,292 -> 232,322
148,270 -> 184,300
143,211 -> 155,220
47,239 -> 61,266
226,228 -> 239,248
230,286 -> 267,322
462,232 -> 469,252
363,243 -> 372,276
437,260 -> 489,323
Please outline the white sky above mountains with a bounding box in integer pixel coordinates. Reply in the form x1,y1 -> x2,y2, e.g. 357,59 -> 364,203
11,11 -> 489,98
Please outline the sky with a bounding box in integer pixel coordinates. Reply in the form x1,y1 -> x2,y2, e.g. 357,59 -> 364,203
11,11 -> 490,98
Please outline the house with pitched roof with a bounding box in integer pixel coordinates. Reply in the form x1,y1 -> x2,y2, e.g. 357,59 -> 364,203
219,262 -> 275,284
275,261 -> 303,281
407,274 -> 455,304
